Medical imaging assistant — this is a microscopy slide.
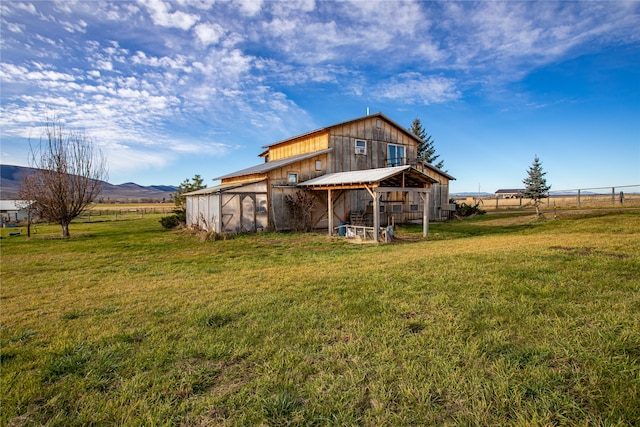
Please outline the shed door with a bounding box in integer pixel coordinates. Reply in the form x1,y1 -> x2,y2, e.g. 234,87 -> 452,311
241,195 -> 256,232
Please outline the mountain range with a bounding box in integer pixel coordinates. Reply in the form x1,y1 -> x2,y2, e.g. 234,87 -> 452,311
0,165 -> 177,203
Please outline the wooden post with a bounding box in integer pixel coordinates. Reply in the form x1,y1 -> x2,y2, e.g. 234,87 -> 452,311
327,189 -> 333,236
577,189 -> 581,208
373,191 -> 380,242
612,187 -> 615,206
423,192 -> 429,238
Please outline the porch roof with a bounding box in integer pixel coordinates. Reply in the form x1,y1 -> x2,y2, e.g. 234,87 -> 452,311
297,165 -> 437,190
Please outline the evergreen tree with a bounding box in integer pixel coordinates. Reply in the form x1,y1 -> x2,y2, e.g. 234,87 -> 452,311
171,174 -> 206,217
522,156 -> 551,216
408,118 -> 444,170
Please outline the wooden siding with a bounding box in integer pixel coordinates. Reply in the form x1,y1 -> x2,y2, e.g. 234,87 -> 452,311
221,173 -> 267,185
327,116 -> 418,173
268,132 -> 329,161
267,153 -> 329,186
266,152 -> 329,231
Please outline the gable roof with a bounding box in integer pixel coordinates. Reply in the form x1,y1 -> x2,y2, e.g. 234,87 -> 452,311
298,165 -> 437,189
214,148 -> 332,181
262,112 -> 422,149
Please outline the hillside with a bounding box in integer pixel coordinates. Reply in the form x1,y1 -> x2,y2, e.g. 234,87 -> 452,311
0,165 -> 176,203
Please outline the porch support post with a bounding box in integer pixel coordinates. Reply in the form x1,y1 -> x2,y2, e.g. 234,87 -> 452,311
423,191 -> 429,238
327,189 -> 333,236
373,190 -> 380,242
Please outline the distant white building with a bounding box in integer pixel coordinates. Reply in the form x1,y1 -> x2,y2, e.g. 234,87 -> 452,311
1,200 -> 31,224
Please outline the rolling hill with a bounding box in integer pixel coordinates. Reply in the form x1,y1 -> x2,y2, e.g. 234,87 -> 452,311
0,165 -> 177,203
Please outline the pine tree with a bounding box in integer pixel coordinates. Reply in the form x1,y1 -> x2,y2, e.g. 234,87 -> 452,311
408,118 -> 444,170
522,156 -> 551,216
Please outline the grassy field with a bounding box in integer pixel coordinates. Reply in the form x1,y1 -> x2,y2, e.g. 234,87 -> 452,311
1,211 -> 639,426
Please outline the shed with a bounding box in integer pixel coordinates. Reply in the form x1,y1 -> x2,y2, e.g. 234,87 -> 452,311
185,180 -> 268,234
1,200 -> 31,225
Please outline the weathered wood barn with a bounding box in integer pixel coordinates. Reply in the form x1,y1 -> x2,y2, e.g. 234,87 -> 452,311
185,112 -> 455,240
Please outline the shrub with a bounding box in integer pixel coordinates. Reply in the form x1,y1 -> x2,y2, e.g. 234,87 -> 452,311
285,190 -> 317,232
159,214 -> 182,229
452,199 -> 486,217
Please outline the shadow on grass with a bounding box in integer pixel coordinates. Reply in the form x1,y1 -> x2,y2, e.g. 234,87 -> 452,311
397,213 -> 547,241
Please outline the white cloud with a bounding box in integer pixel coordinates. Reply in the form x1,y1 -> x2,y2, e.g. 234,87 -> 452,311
140,0 -> 200,30
375,73 -> 460,105
194,22 -> 225,46
60,18 -> 87,33
234,0 -> 263,17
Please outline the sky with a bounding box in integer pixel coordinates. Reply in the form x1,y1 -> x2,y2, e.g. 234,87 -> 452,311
1,0 -> 639,193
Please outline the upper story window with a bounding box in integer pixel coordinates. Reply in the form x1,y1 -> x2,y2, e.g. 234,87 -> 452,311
288,173 -> 298,184
355,139 -> 367,155
387,144 -> 406,167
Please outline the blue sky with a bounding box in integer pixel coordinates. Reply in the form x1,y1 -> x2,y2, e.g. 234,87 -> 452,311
1,0 -> 638,193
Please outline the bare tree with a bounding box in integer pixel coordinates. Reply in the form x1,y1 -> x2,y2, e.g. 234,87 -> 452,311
19,117 -> 107,238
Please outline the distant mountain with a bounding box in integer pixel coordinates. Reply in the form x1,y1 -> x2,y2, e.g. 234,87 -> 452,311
0,164 -> 177,202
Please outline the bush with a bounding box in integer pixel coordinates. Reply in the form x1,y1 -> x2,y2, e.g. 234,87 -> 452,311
285,190 -> 317,232
452,200 -> 486,217
159,214 -> 182,229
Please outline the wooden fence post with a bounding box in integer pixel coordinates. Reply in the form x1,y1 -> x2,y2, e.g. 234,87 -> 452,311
577,190 -> 581,208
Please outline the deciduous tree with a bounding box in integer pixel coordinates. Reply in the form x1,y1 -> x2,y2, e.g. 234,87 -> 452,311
522,155 -> 551,216
19,117 -> 107,238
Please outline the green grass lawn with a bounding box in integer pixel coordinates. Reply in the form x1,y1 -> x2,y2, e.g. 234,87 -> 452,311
1,212 -> 639,426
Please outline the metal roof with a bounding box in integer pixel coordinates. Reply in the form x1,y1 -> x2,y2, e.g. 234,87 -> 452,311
422,162 -> 456,181
495,188 -> 524,193
298,166 -> 436,188
183,180 -> 263,196
214,148 -> 332,181
0,200 -> 31,211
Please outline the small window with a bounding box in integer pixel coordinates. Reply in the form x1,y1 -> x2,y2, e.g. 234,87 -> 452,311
315,160 -> 322,171
392,204 -> 402,213
355,139 -> 367,155
410,204 -> 419,212
288,173 -> 298,184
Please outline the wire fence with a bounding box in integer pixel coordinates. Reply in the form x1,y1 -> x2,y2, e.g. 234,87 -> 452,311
76,207 -> 174,222
458,185 -> 640,211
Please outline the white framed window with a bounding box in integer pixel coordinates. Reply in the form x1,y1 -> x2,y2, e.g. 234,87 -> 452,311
315,160 -> 322,171
288,173 -> 298,184
392,204 -> 403,213
355,139 -> 367,155
387,144 -> 406,167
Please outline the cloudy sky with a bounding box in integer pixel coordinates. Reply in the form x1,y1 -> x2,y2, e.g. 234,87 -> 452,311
1,0 -> 639,193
